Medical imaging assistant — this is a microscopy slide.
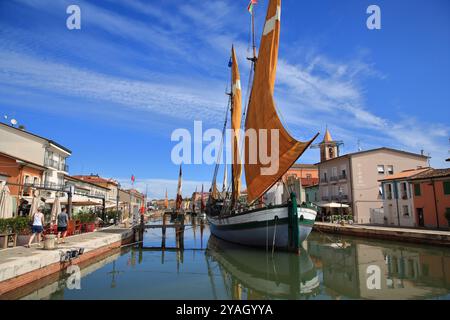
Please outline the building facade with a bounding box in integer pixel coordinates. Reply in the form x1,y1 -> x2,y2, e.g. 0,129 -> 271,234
317,130 -> 429,224
0,151 -> 47,215
410,169 -> 450,229
72,174 -> 119,208
0,123 -> 71,196
378,168 -> 430,227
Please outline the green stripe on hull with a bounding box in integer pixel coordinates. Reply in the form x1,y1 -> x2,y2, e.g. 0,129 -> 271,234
212,217 -> 315,231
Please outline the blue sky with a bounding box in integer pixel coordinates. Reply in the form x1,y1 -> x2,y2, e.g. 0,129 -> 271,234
0,0 -> 449,199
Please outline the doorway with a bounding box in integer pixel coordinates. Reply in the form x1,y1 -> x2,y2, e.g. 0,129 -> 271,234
417,208 -> 424,227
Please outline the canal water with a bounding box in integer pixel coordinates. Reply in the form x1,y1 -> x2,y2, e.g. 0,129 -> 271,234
6,215 -> 450,300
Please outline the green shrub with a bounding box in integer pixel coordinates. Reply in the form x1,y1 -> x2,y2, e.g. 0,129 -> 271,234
0,217 -> 31,235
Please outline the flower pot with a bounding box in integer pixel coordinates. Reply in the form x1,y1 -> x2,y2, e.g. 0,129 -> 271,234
17,234 -> 32,246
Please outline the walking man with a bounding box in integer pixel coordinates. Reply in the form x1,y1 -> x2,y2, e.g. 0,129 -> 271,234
57,207 -> 69,244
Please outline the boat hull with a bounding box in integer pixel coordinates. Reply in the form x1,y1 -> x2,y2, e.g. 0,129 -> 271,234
207,206 -> 316,249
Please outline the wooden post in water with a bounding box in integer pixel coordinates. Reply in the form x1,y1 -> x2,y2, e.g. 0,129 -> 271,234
139,214 -> 144,248
161,213 -> 167,250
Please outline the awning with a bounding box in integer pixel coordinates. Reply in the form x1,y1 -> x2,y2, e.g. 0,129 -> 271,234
315,202 -> 350,208
45,195 -> 103,207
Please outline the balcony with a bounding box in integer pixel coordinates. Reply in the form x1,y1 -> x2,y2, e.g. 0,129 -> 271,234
339,174 -> 347,180
322,196 -> 330,201
320,177 -> 328,184
330,176 -> 339,182
44,158 -> 58,169
44,158 -> 69,172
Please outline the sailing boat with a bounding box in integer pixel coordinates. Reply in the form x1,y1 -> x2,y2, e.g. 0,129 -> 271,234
206,0 -> 319,252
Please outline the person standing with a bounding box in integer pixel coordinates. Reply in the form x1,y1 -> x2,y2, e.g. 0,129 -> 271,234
57,207 -> 69,244
27,206 -> 45,248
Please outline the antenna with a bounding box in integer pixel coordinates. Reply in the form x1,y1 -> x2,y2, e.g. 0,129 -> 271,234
357,139 -> 362,152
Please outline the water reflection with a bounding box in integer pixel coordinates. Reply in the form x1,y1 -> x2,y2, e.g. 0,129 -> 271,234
2,214 -> 449,300
205,236 -> 320,299
307,233 -> 450,299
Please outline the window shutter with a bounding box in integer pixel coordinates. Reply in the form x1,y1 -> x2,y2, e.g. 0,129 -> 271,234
443,181 -> 450,195
414,183 -> 421,196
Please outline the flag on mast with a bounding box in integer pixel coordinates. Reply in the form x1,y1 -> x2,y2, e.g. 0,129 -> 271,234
247,0 -> 257,14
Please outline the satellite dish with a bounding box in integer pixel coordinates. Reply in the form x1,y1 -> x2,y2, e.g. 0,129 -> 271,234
10,119 -> 17,126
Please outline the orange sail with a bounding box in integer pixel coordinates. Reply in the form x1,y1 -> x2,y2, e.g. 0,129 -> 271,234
244,0 -> 318,203
231,46 -> 242,205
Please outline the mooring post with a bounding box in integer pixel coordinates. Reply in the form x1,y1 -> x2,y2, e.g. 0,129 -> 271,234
288,192 -> 300,254
139,214 -> 144,248
180,216 -> 185,250
162,213 -> 167,250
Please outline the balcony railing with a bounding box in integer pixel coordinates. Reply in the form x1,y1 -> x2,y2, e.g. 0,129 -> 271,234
339,174 -> 347,180
44,158 -> 69,172
44,158 -> 58,169
322,196 -> 330,201
320,177 -> 328,184
330,176 -> 339,182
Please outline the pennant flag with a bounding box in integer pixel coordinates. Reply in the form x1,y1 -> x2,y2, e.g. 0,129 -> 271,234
228,56 -> 232,68
247,0 -> 257,14
131,175 -> 135,184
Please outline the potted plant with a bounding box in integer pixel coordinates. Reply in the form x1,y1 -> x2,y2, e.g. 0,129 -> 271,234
11,217 -> 31,246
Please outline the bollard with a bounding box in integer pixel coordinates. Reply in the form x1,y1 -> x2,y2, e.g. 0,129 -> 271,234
44,234 -> 56,250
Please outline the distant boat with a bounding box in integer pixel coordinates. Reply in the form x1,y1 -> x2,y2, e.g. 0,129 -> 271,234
206,0 -> 319,252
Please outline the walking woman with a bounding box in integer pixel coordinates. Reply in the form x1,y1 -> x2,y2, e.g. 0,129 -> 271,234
27,206 -> 45,248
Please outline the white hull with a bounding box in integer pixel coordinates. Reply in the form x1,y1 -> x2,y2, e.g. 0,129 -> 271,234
207,206 -> 316,249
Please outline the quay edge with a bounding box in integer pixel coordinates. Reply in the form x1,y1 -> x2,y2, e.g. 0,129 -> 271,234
0,228 -> 134,297
313,222 -> 450,247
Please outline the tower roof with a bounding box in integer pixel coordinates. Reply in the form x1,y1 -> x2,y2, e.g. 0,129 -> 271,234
323,128 -> 333,143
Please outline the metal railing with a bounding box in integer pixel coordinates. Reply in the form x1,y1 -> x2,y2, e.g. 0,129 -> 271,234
339,174 -> 347,180
44,158 -> 69,172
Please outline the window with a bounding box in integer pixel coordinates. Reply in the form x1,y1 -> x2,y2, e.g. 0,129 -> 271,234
401,182 -> 408,199
377,165 -> 385,174
444,181 -> 450,195
341,169 -> 347,179
403,205 -> 409,216
23,175 -> 30,185
306,174 -> 312,179
385,184 -> 393,200
387,165 -> 394,175
414,183 -> 421,196
33,177 -> 39,186
332,167 -> 338,177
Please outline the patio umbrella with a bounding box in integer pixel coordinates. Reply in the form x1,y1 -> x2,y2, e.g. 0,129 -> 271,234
316,202 -> 350,208
0,183 -> 13,219
50,195 -> 61,224
29,189 -> 40,217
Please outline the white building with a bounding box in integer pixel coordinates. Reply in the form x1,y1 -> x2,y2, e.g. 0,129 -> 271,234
0,122 -> 71,198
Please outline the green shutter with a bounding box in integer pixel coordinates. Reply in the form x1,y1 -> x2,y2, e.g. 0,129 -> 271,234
414,183 -> 421,196
444,181 -> 450,195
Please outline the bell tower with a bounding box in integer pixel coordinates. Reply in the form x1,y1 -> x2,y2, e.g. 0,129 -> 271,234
320,127 -> 339,162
